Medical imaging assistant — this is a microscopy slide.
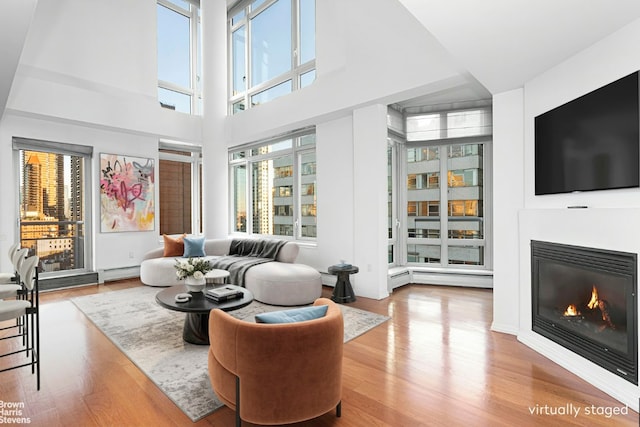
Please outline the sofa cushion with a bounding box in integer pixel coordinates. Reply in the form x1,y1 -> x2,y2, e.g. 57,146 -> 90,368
255,305 -> 328,324
163,234 -> 186,257
184,236 -> 206,257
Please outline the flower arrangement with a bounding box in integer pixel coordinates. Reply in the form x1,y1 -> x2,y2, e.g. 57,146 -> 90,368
174,257 -> 213,281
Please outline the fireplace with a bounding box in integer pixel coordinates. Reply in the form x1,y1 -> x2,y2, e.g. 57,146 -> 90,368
531,240 -> 638,385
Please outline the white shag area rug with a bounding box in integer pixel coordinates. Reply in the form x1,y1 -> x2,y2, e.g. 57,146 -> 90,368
71,286 -> 389,422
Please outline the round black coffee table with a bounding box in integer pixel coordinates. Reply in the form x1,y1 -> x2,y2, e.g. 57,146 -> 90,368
156,284 -> 253,345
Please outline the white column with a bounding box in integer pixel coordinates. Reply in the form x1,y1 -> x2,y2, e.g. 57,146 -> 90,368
201,0 -> 228,238
492,88 -> 525,334
352,104 -> 389,300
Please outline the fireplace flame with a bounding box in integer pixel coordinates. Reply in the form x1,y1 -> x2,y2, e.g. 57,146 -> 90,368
587,285 -> 599,310
585,285 -> 615,329
563,304 -> 580,316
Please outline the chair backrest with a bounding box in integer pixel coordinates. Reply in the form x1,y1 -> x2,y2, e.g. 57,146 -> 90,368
12,248 -> 28,271
7,243 -> 19,262
208,297 -> 343,425
19,256 -> 39,291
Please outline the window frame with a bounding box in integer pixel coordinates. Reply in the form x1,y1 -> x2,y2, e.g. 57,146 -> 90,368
393,106 -> 493,271
228,127 -> 316,241
158,141 -> 203,235
157,0 -> 202,115
12,137 -> 94,278
228,0 -> 316,114
402,137 -> 491,269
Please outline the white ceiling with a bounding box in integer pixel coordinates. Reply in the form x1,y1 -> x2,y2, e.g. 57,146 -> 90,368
0,0 -> 37,121
6,1 -> 640,119
397,0 -> 640,95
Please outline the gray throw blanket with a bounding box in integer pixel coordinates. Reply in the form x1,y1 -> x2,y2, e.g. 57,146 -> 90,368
210,239 -> 287,287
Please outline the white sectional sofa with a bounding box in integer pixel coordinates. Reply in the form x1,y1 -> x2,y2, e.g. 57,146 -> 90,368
140,237 -> 322,306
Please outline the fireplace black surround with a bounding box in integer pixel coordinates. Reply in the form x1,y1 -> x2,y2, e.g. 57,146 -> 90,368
531,240 -> 638,384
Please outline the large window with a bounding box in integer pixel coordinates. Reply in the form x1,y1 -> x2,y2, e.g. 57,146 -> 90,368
229,0 -> 316,113
13,138 -> 93,277
230,129 -> 316,240
159,142 -> 202,235
391,107 -> 492,269
157,0 -> 202,114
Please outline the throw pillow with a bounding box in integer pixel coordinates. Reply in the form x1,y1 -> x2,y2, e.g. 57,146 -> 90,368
163,234 -> 186,257
255,305 -> 328,324
183,236 -> 206,257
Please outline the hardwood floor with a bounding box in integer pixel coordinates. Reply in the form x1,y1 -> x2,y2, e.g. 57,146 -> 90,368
1,280 -> 637,426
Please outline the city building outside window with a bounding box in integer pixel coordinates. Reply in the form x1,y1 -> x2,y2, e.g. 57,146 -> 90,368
391,106 -> 492,269
157,0 -> 202,114
228,0 -> 316,114
229,128 -> 316,240
13,138 -> 93,277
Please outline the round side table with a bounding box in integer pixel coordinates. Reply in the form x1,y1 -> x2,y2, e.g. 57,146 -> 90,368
328,264 -> 358,303
205,269 -> 230,285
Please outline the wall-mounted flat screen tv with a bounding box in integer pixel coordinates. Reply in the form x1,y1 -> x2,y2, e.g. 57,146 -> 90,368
535,71 -> 640,195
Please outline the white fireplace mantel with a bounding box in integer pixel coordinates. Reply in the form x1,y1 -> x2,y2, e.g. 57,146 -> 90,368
518,207 -> 640,410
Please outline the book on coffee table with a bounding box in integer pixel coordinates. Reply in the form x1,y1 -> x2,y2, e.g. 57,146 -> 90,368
205,286 -> 242,302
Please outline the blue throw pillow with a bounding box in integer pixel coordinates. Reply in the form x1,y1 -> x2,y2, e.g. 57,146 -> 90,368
255,305 -> 328,324
183,236 -> 206,257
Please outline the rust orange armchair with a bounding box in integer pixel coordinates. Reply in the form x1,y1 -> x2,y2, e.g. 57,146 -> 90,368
208,297 -> 344,426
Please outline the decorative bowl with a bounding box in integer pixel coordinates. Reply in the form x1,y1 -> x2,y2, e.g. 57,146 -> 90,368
185,276 -> 206,293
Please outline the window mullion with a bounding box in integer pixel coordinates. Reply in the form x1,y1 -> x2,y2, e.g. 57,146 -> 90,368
190,158 -> 197,234
244,7 -> 251,111
291,0 -> 299,91
190,5 -> 201,115
159,80 -> 194,96
293,149 -> 301,238
397,140 -> 408,265
245,160 -> 253,235
440,145 -> 449,265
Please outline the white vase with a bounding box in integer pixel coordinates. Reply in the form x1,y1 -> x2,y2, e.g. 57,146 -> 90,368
185,276 -> 206,293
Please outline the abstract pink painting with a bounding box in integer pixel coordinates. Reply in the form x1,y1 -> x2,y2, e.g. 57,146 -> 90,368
99,153 -> 155,232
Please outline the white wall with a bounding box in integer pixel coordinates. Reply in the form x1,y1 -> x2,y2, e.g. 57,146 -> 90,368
492,16 -> 640,407
491,88 -> 524,334
492,16 -> 640,333
0,0 -> 203,274
313,116 -> 355,270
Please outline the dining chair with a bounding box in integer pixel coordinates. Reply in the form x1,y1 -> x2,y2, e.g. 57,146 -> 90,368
0,255 -> 40,390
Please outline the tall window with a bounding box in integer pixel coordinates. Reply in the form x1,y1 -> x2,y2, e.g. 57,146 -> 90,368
229,0 -> 316,114
393,107 -> 492,269
388,137 -> 399,265
14,138 -> 92,276
159,142 -> 202,235
229,129 -> 316,240
157,0 -> 202,114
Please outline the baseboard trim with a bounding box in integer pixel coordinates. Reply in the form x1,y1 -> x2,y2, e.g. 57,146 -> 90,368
97,266 -> 141,283
40,272 -> 99,291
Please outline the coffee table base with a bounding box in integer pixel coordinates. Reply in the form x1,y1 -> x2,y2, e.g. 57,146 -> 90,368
183,312 -> 210,345
155,284 -> 254,346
